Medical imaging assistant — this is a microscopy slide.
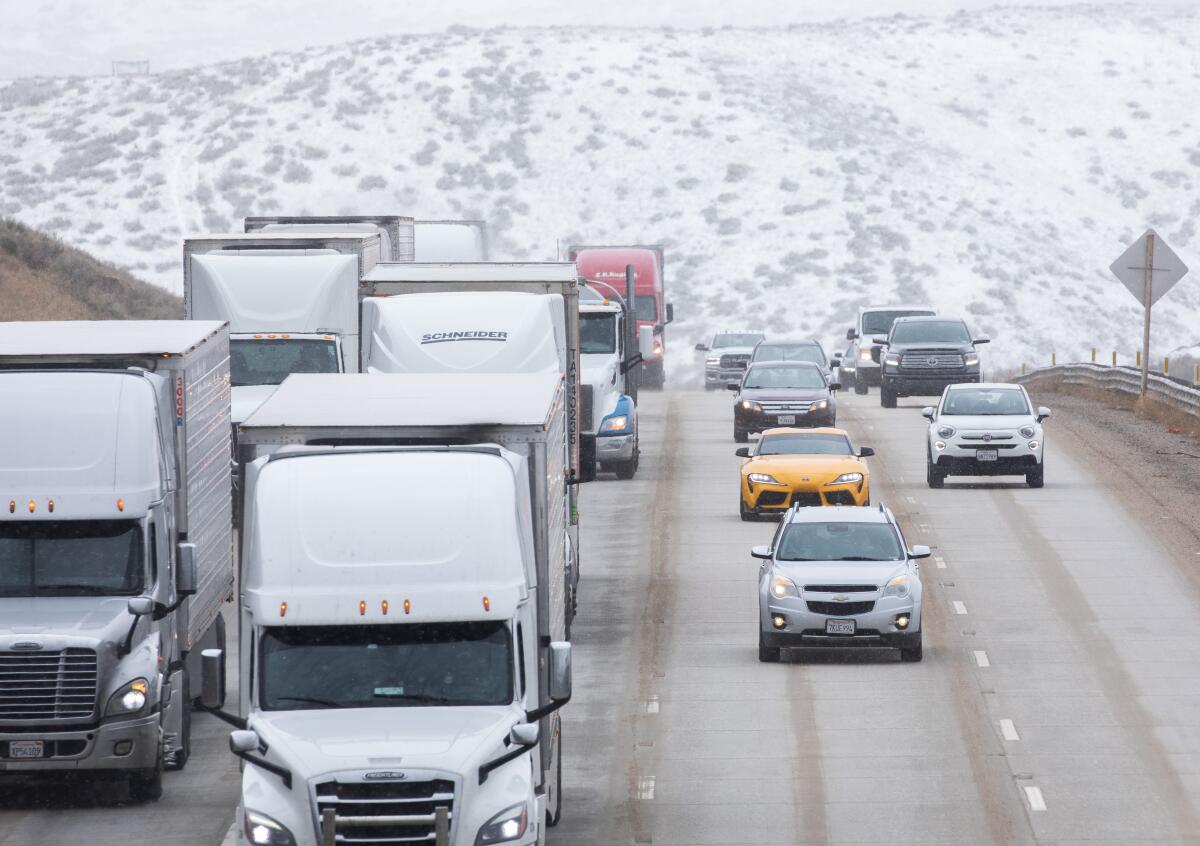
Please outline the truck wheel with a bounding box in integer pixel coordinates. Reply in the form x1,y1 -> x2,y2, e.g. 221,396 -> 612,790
758,629 -> 781,663
841,371 -> 856,392
926,460 -> 945,489
880,385 -> 897,408
645,361 -> 665,389
734,426 -> 748,443
165,674 -> 191,771
613,459 -> 636,480
1026,461 -> 1045,488
129,762 -> 163,803
854,380 -> 868,396
546,729 -> 563,826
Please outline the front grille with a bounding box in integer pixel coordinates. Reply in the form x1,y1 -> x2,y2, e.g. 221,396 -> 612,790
960,433 -> 1015,441
804,584 -> 877,593
823,490 -> 857,506
719,354 -> 750,370
807,600 -> 875,615
759,401 -> 813,413
791,492 -> 822,507
0,649 -> 98,721
900,352 -> 964,369
757,491 -> 788,507
315,777 -> 456,845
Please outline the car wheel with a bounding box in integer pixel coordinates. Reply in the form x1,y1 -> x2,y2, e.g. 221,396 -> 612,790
1026,460 -> 1045,488
880,385 -> 897,408
758,629 -> 781,663
854,380 -> 868,396
734,426 -> 749,443
900,640 -> 923,662
926,460 -> 945,489
740,495 -> 755,522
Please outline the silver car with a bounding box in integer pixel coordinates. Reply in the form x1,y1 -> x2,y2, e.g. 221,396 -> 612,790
697,331 -> 766,390
754,504 -> 928,662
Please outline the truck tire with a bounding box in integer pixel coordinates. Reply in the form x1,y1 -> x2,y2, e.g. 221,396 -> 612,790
880,385 -> 897,408
854,380 -> 868,396
129,761 -> 163,803
613,459 -> 636,480
644,360 -> 665,389
165,674 -> 191,771
758,629 -> 781,663
1026,460 -> 1045,488
546,729 -> 563,826
841,371 -> 856,392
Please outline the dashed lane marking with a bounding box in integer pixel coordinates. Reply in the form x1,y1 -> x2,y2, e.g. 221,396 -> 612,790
637,776 -> 656,800
973,650 -> 990,668
1024,786 -> 1046,811
1000,719 -> 1020,741
645,696 -> 659,714
934,556 -> 947,569
953,600 -> 968,615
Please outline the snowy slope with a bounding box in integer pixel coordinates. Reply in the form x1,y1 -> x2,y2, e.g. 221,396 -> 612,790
3,6 -> 1200,376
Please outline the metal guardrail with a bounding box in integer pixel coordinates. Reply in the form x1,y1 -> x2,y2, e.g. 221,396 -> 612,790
1013,363 -> 1200,418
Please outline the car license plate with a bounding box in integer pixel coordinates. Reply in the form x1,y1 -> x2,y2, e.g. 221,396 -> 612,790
826,619 -> 856,635
8,741 -> 43,759
976,449 -> 998,462
777,415 -> 796,424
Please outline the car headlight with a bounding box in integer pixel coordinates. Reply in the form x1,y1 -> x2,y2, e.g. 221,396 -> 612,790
740,400 -> 762,412
1018,425 -> 1036,439
858,348 -> 872,361
748,472 -> 783,485
810,399 -> 829,410
599,414 -> 629,433
964,352 -> 980,367
771,576 -> 800,599
884,352 -> 900,366
104,678 -> 150,717
244,809 -> 297,846
937,425 -> 956,438
476,803 -> 528,844
827,472 -> 863,485
882,575 -> 910,599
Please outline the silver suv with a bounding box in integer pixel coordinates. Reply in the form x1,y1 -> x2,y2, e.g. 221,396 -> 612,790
753,504 -> 928,662
697,331 -> 765,390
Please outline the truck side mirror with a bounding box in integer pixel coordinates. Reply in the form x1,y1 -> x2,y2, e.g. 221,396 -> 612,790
509,723 -> 539,747
229,729 -> 260,754
176,542 -> 198,596
831,357 -> 842,368
694,343 -> 709,352
872,335 -> 889,345
665,303 -> 674,324
637,326 -> 655,361
846,328 -> 857,340
548,641 -> 572,702
127,596 -> 153,617
973,335 -> 991,345
200,648 -> 226,710
829,381 -> 842,391
725,383 -> 740,391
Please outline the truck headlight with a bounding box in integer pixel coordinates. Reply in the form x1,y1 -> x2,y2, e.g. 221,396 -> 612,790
884,352 -> 900,366
858,348 -> 872,361
476,803 -> 528,844
964,352 -> 979,367
771,576 -> 800,599
827,472 -> 863,485
599,414 -> 629,433
244,809 -> 297,846
1018,425 -> 1036,439
104,678 -> 150,717
748,473 -> 782,485
882,575 -> 910,598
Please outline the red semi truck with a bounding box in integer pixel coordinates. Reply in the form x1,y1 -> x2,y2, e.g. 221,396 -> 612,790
565,244 -> 673,387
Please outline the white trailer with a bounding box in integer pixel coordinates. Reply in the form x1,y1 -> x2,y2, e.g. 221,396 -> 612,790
414,219 -> 489,261
243,215 -> 415,264
0,321 -> 232,800
207,372 -> 572,845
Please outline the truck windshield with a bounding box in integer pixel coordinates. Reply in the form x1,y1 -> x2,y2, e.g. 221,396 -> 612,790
861,310 -> 933,335
891,321 -> 971,344
580,313 -> 617,354
777,522 -> 904,562
713,334 -> 765,349
743,365 -> 825,390
634,296 -> 658,322
260,622 -> 513,710
753,344 -> 826,366
230,338 -> 339,387
0,520 -> 144,596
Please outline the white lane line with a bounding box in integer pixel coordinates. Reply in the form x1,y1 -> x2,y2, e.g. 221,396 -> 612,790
973,650 -> 990,668
637,776 -> 656,800
934,556 -> 947,569
645,696 -> 659,714
905,495 -> 916,504
953,600 -> 968,615
1000,719 -> 1020,741
1024,786 -> 1046,811
919,523 -> 930,532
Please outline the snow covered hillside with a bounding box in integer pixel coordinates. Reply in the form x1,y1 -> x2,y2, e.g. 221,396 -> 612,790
2,6 -> 1200,375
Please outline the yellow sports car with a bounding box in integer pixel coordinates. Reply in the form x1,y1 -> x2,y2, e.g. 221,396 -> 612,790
736,427 -> 874,520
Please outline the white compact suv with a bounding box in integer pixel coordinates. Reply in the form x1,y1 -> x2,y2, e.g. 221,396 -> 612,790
923,383 -> 1050,488
754,504 -> 928,662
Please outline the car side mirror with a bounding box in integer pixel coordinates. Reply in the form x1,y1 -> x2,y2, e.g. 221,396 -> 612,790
127,596 -> 153,617
548,641 -> 572,702
200,648 -> 226,710
751,545 -> 772,560
831,357 -> 842,368
1036,406 -> 1051,422
510,723 -> 540,747
725,382 -> 740,391
735,447 -> 750,458
921,407 -> 935,421
909,545 -> 932,559
176,542 -> 197,596
871,335 -> 889,345
665,303 -> 674,324
846,328 -> 857,340
229,729 -> 260,755
857,447 -> 875,458
695,343 -> 709,352
829,381 -> 842,391
973,335 -> 991,345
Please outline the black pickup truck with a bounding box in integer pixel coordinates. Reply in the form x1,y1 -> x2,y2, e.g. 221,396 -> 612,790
872,317 -> 989,408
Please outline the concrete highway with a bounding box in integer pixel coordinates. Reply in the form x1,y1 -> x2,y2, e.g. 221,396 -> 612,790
2,388 -> 1200,844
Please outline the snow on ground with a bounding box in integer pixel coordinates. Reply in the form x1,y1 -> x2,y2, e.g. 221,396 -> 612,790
2,5 -> 1200,376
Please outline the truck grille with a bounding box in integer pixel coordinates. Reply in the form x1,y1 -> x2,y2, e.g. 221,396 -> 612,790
807,600 -> 875,615
900,352 -> 964,369
0,649 -> 98,721
315,777 -> 456,845
719,354 -> 750,370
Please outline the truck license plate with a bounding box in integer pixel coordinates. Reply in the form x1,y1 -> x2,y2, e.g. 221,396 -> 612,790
976,449 -> 998,462
825,619 -> 856,635
777,415 -> 796,424
8,741 -> 43,759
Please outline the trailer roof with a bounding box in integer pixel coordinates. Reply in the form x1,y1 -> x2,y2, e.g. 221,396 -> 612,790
364,262 -> 578,283
0,321 -> 226,356
241,372 -> 564,430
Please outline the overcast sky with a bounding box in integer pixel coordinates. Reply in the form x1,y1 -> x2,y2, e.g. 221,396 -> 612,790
2,0 -> 1190,79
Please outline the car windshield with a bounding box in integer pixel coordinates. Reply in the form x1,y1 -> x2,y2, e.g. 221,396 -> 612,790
758,433 -> 853,456
260,622 -> 513,710
743,365 -> 825,390
943,388 -> 1030,416
580,313 -> 617,354
0,520 -> 144,596
230,338 -> 340,387
752,344 -> 826,366
777,522 -> 904,562
712,333 -> 765,348
861,310 -> 933,335
891,321 -> 971,344
634,295 -> 658,322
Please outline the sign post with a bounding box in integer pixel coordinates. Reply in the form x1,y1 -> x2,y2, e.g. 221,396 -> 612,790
1108,229 -> 1189,395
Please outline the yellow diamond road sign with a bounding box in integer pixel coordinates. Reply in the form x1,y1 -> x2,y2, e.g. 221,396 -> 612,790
1109,229 -> 1188,307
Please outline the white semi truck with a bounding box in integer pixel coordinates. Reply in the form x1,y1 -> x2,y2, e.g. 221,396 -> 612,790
0,321 -> 233,801
414,219 -> 489,261
205,372 -> 572,846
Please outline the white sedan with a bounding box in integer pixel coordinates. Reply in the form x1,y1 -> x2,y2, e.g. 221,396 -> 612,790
922,383 -> 1050,488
